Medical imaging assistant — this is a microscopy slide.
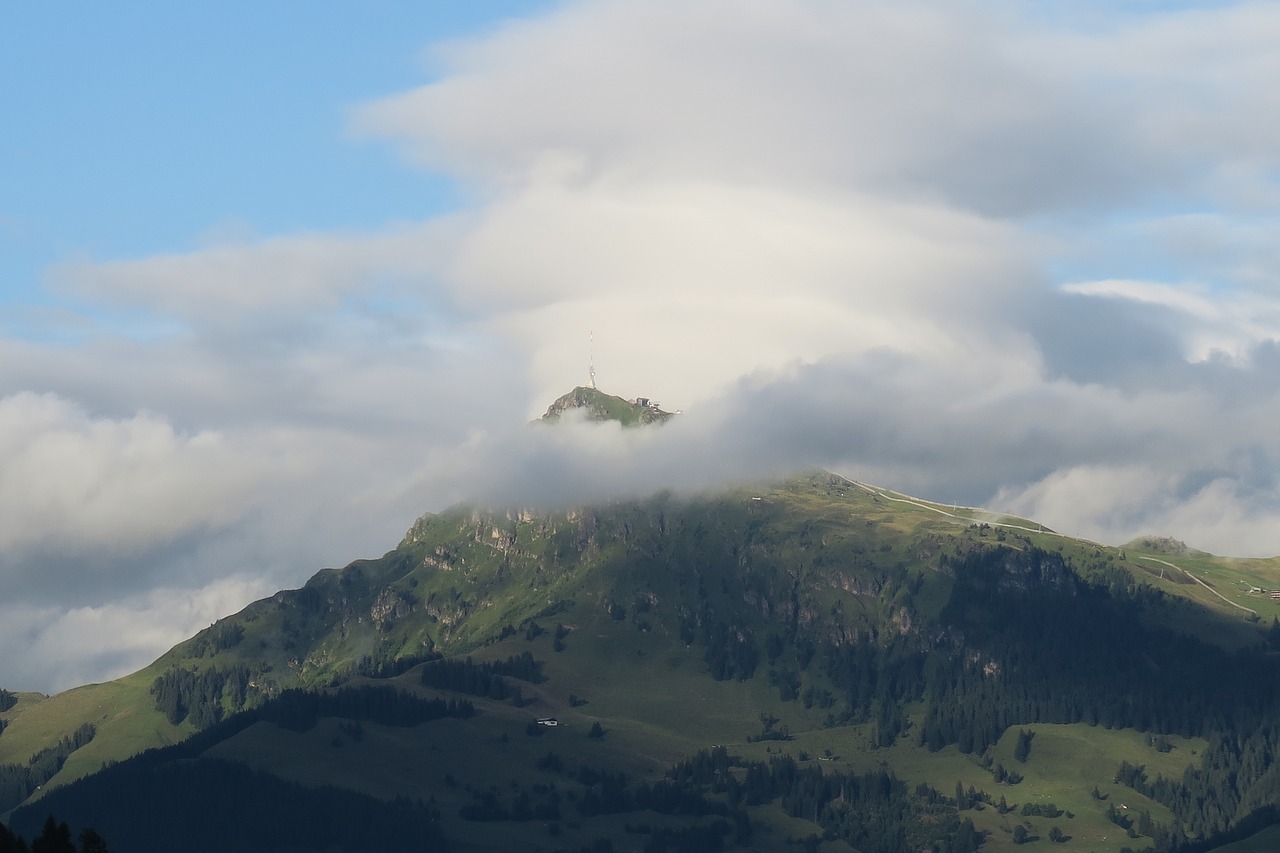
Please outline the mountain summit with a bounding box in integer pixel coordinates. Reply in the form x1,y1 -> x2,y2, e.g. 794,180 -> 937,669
539,385 -> 673,426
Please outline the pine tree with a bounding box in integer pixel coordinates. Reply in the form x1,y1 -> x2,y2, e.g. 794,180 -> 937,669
78,829 -> 111,853
31,817 -> 74,853
1014,729 -> 1034,763
0,822 -> 27,853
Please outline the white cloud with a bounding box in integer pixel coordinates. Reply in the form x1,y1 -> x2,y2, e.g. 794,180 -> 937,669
994,465 -> 1280,558
448,179 -> 1043,407
355,0 -> 1154,215
0,393 -> 254,558
9,0 -> 1280,692
0,577 -> 270,693
51,223 -> 457,325
1062,278 -> 1280,361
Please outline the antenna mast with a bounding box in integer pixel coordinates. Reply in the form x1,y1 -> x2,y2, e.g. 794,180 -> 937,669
588,330 -> 597,389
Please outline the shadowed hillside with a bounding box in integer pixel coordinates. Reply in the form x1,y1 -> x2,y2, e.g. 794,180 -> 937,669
5,464 -> 1280,850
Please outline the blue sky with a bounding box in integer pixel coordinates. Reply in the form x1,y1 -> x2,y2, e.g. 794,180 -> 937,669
1,2 -> 549,325
4,0 -> 1280,692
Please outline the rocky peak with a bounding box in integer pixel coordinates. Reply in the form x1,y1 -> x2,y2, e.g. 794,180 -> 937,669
540,386 -> 673,427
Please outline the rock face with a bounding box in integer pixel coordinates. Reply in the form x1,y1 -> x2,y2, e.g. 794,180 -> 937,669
540,386 -> 673,427
1130,536 -> 1198,557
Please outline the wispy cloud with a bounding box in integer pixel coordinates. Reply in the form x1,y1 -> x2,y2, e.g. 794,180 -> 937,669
1063,278 -> 1280,360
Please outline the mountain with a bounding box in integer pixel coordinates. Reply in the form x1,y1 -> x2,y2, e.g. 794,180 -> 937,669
540,385 -> 675,426
4,395 -> 1280,851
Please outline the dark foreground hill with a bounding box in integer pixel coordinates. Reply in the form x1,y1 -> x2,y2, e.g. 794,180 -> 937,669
5,470 -> 1280,852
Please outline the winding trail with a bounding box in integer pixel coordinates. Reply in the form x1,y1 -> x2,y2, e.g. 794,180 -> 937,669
1135,555 -> 1258,616
845,477 -> 1093,541
841,475 -> 1260,619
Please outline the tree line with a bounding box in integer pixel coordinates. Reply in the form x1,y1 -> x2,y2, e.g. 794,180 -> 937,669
418,651 -> 546,700
749,544 -> 1280,760
0,724 -> 96,813
532,745 -> 979,853
1113,721 -> 1280,850
185,621 -> 244,658
259,685 -> 473,732
0,815 -> 111,853
667,536 -> 1280,848
151,664 -> 253,728
737,754 -> 981,853
679,596 -> 760,682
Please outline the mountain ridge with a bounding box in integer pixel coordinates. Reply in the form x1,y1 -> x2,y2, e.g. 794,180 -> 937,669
6,394 -> 1280,850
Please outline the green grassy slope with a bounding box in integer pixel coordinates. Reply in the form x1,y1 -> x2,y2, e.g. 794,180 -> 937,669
0,672 -> 192,822
194,646 -> 1199,852
0,674 -> 183,776
172,631 -> 1210,852
6,471 -> 1279,850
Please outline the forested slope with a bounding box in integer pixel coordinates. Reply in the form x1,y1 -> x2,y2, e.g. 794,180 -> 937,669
6,472 -> 1280,851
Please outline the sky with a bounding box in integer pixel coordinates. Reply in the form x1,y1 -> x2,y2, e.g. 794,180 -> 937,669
5,0 -> 1280,692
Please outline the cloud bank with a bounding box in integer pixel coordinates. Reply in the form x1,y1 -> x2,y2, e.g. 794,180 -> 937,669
6,0 -> 1280,691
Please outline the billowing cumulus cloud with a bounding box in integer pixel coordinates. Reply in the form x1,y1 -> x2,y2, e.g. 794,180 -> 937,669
0,393 -> 251,560
6,0 -> 1280,691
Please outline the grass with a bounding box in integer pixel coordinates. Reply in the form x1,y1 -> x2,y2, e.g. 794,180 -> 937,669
205,696 -> 743,853
1122,547 -> 1280,649
201,618 -> 1209,853
723,719 -> 1203,853
856,476 -> 1280,636
0,668 -> 191,820
6,470 -> 1279,849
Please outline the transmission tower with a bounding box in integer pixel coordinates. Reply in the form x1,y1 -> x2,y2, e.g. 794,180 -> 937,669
588,330 -> 597,389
